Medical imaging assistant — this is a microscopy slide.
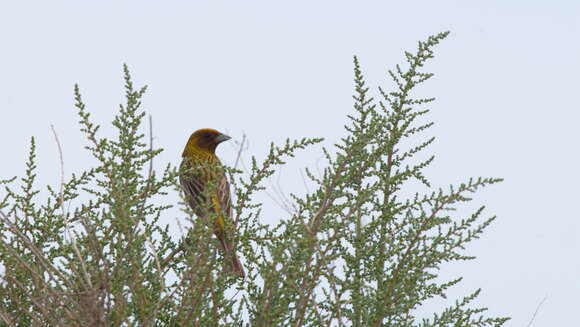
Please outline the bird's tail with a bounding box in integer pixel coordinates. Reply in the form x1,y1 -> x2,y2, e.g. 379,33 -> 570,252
228,251 -> 245,277
217,232 -> 245,277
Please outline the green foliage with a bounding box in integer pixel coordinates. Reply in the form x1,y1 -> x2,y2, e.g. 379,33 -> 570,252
0,32 -> 509,326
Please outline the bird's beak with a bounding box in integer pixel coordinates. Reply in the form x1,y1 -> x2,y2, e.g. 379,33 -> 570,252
215,133 -> 231,143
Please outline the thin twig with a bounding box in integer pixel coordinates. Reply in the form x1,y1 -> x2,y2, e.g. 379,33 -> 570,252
51,125 -> 92,289
50,125 -> 66,218
233,133 -> 246,170
230,134 -> 294,215
246,236 -> 283,242
525,295 -> 547,327
159,241 -> 185,270
148,115 -> 154,180
0,307 -> 14,327
274,168 -> 296,213
146,239 -> 166,324
300,169 -> 310,195
137,115 -> 155,216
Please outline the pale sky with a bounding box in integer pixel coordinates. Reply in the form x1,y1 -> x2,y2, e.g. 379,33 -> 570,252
1,1 -> 579,325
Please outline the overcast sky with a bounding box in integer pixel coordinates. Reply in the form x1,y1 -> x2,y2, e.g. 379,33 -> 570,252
1,1 -> 578,325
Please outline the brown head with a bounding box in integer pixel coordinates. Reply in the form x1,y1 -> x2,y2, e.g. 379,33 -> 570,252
182,128 -> 231,157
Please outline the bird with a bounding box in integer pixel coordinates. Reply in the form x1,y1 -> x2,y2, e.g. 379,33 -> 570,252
179,128 -> 245,277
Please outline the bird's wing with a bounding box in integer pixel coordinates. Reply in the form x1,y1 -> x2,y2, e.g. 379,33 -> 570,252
213,171 -> 236,257
210,171 -> 232,233
216,171 -> 244,277
179,159 -> 206,215
217,173 -> 233,223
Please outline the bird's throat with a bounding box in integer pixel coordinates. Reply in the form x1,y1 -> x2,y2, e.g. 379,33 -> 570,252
182,145 -> 216,161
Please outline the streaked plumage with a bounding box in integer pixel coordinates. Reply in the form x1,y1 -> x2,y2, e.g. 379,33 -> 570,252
180,128 -> 245,277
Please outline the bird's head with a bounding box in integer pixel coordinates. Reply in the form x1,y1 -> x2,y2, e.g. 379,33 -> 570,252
182,128 -> 231,157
